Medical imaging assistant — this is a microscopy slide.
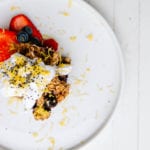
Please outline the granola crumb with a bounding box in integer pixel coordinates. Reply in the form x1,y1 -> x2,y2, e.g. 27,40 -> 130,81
33,76 -> 70,120
33,106 -> 50,120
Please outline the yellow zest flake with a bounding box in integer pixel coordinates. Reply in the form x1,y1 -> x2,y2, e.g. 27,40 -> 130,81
10,75 -> 26,87
69,36 -> 77,42
71,106 -> 77,110
98,87 -> 103,92
74,79 -> 83,85
35,77 -> 48,89
110,89 -> 115,94
32,65 -> 50,76
43,48 -> 53,61
59,117 -> 68,127
40,51 -> 47,57
68,0 -> 73,8
86,67 -> 91,72
49,137 -> 55,146
8,97 -> 23,105
60,47 -> 64,52
9,110 -> 17,115
86,33 -> 94,41
62,108 -> 68,115
44,87 -> 50,93
80,73 -> 86,78
58,63 -> 67,68
60,11 -> 70,17
0,55 -> 50,88
33,107 -> 50,120
74,89 -> 88,97
97,84 -> 103,92
42,34 -> 50,39
36,58 -> 42,63
32,132 -> 39,138
15,55 -> 26,65
10,6 -> 20,11
36,137 -> 45,143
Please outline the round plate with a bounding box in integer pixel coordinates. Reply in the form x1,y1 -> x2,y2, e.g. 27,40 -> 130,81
0,0 -> 124,150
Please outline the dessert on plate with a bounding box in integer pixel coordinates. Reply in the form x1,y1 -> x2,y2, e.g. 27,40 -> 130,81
0,14 -> 72,120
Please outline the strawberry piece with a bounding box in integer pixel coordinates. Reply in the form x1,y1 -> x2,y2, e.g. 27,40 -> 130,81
0,29 -> 18,62
43,39 -> 58,51
0,53 -> 10,62
9,14 -> 42,41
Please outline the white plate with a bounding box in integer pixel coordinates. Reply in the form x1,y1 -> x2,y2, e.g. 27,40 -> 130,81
0,0 -> 124,150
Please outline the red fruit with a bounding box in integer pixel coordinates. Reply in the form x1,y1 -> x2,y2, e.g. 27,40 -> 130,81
0,29 -> 18,62
43,39 -> 58,51
0,53 -> 10,62
9,14 -> 42,41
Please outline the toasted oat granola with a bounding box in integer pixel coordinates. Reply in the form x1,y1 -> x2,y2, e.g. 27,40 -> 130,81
16,43 -> 71,120
33,77 -> 70,120
15,43 -> 61,65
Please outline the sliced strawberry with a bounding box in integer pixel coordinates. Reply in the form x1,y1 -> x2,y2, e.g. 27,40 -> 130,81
43,39 -> 58,51
0,29 -> 18,62
0,53 -> 10,62
9,14 -> 42,41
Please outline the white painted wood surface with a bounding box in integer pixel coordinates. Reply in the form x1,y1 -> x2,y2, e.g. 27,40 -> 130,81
78,0 -> 150,150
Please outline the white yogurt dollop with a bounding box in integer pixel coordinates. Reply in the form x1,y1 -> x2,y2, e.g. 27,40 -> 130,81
0,53 -> 56,110
57,64 -> 72,76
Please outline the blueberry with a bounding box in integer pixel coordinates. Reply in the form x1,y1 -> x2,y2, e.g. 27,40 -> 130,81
30,37 -> 41,46
48,97 -> 57,107
22,26 -> 33,36
43,101 -> 51,111
44,93 -> 57,108
17,31 -> 29,43
58,75 -> 68,82
32,102 -> 37,109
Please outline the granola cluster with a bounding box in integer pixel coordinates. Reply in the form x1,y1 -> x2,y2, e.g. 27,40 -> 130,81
16,43 -> 71,120
33,77 -> 70,120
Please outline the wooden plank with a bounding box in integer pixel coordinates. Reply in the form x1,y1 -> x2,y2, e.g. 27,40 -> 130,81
84,0 -> 114,28
139,0 -> 150,149
111,0 -> 139,150
79,0 -> 115,149
78,122 -> 114,150
81,0 -> 139,150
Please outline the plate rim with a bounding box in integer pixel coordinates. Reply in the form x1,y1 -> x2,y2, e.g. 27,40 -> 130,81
0,0 -> 125,149
70,0 -> 125,149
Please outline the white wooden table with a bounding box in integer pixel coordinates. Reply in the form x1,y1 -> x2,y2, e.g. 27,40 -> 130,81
79,0 -> 150,150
